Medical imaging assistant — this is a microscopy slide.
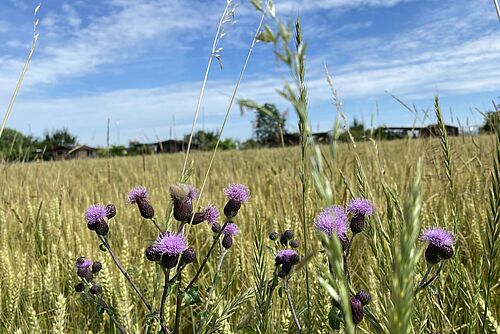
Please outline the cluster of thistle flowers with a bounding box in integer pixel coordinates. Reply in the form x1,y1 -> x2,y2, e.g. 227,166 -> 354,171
135,183 -> 249,269
314,198 -> 455,325
85,203 -> 117,235
313,199 -> 374,324
269,230 -> 301,278
74,257 -> 103,295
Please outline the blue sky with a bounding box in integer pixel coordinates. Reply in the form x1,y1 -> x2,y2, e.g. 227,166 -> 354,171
0,0 -> 499,146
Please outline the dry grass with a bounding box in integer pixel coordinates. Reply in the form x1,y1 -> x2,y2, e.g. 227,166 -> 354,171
0,134 -> 497,333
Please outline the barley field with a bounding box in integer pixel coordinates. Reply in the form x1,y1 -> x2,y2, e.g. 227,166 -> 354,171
0,133 -> 498,333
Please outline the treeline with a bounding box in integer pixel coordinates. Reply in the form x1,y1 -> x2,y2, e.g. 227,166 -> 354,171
0,127 -> 77,162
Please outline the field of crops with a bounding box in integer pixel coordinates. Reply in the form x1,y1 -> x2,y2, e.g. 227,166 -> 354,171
0,133 -> 498,333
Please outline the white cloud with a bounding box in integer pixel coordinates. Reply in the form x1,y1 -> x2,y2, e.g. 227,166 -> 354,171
276,0 -> 412,13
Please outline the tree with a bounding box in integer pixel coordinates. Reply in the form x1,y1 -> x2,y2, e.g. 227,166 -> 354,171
40,128 -> 77,150
480,110 -> 500,133
0,127 -> 37,161
240,101 -> 287,147
184,130 -> 237,151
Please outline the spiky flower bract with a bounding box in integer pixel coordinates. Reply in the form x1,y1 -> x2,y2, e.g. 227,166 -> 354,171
153,232 -> 188,256
348,198 -> 374,216
128,186 -> 149,204
224,184 -> 250,203
314,205 -> 348,239
85,205 -> 107,225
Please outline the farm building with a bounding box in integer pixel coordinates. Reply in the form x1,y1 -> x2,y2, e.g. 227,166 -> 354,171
380,124 -> 459,139
131,139 -> 197,154
50,145 -> 98,160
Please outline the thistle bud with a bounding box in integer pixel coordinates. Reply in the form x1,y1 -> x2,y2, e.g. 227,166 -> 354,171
269,231 -> 279,241
211,222 -> 221,233
283,230 -> 294,240
90,284 -> 101,295
289,253 -> 300,265
91,261 -> 102,274
223,199 -> 241,218
350,298 -> 364,324
350,214 -> 365,234
290,240 -> 299,248
439,245 -> 454,260
105,204 -> 116,219
145,245 -> 161,261
355,290 -> 372,305
95,221 -> 109,236
222,235 -> 233,249
74,282 -> 85,292
137,199 -> 155,219
161,254 -> 179,269
280,234 -> 288,246
192,212 -> 205,225
182,247 -> 196,264
425,244 -> 441,265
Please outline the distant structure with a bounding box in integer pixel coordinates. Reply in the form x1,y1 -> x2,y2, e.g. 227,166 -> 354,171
50,145 -> 97,160
131,139 -> 197,154
382,124 -> 459,139
283,131 -> 332,145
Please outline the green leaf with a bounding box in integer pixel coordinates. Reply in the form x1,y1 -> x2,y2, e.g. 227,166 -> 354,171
328,307 -> 342,330
183,286 -> 202,305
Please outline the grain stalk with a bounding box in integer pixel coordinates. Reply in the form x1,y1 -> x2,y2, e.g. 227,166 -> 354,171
481,127 -> 500,332
181,0 -> 235,179
435,97 -> 457,233
388,160 -> 422,334
0,4 -> 41,139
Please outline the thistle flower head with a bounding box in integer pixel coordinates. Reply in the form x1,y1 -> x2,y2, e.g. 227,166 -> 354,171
76,257 -> 92,270
348,198 -> 374,216
85,205 -> 107,224
421,228 -> 454,248
203,205 -> 219,225
314,206 -> 348,239
153,232 -> 188,256
222,222 -> 239,236
224,184 -> 250,203
276,249 -> 299,264
128,186 -> 149,204
169,183 -> 198,203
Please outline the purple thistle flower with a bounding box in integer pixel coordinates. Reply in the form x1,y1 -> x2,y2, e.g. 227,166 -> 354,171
187,185 -> 198,203
153,232 -> 188,256
128,186 -> 149,204
76,258 -> 92,270
224,184 -> 250,203
85,205 -> 107,224
421,228 -> 454,248
203,205 -> 219,225
314,206 -> 348,239
348,198 -> 374,216
276,249 -> 297,262
222,222 -> 239,236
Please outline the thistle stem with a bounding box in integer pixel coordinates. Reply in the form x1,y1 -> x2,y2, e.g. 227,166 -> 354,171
343,234 -> 355,282
173,269 -> 183,334
285,278 -> 302,333
150,217 -> 164,233
98,235 -> 152,311
186,221 -> 228,290
416,262 -> 444,292
160,269 -> 170,334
